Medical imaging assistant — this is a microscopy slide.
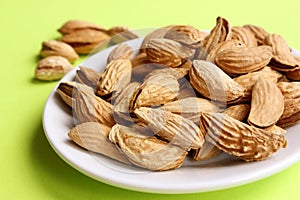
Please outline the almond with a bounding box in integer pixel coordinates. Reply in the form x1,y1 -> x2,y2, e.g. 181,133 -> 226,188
68,122 -> 130,164
189,60 -> 245,103
195,16 -> 231,60
58,20 -> 105,34
200,113 -> 287,161
109,124 -> 187,171
243,24 -> 269,45
264,34 -> 299,71
107,43 -> 134,63
215,45 -> 272,75
35,56 -> 73,81
134,107 -> 204,150
164,25 -> 206,46
75,66 -> 102,89
248,77 -> 284,128
231,26 -> 257,47
107,26 -> 139,44
60,29 -> 110,54
96,59 -> 132,98
40,40 -> 79,63
145,38 -> 194,68
130,73 -> 179,110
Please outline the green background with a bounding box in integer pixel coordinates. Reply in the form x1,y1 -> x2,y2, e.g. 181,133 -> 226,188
1,0 -> 300,199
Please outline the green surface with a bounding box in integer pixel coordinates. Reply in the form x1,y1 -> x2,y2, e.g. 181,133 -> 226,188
1,0 -> 300,199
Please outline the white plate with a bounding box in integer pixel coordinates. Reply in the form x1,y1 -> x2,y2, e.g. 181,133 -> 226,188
43,38 -> 300,194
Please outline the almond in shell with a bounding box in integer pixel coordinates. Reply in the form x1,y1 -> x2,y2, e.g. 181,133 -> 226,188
215,45 -> 272,75
109,124 -> 187,171
40,40 -> 79,63
195,16 -> 231,60
248,77 -> 284,128
58,20 -> 106,34
277,82 -> 300,99
72,82 -> 115,127
75,66 -> 102,89
145,38 -> 195,68
233,66 -> 283,100
60,29 -> 110,54
56,81 -> 76,107
68,122 -> 130,164
35,56 -> 73,81
130,73 -> 179,110
200,113 -> 287,161
286,67 -> 300,80
277,97 -> 300,127
189,60 -> 245,103
243,24 -> 269,45
206,39 -> 246,63
263,34 -> 299,71
134,107 -> 204,150
231,26 -> 257,47
107,26 -> 139,44
96,59 -> 132,99
112,82 -> 141,126
223,104 -> 250,121
107,43 -> 134,63
164,25 -> 206,47
193,141 -> 221,161
140,26 -> 171,53
161,97 -> 220,123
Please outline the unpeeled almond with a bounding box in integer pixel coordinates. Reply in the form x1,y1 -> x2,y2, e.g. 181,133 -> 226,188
248,77 -> 284,128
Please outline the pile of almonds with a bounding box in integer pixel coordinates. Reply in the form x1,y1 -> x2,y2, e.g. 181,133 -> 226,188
55,17 -> 300,171
35,20 -> 139,81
